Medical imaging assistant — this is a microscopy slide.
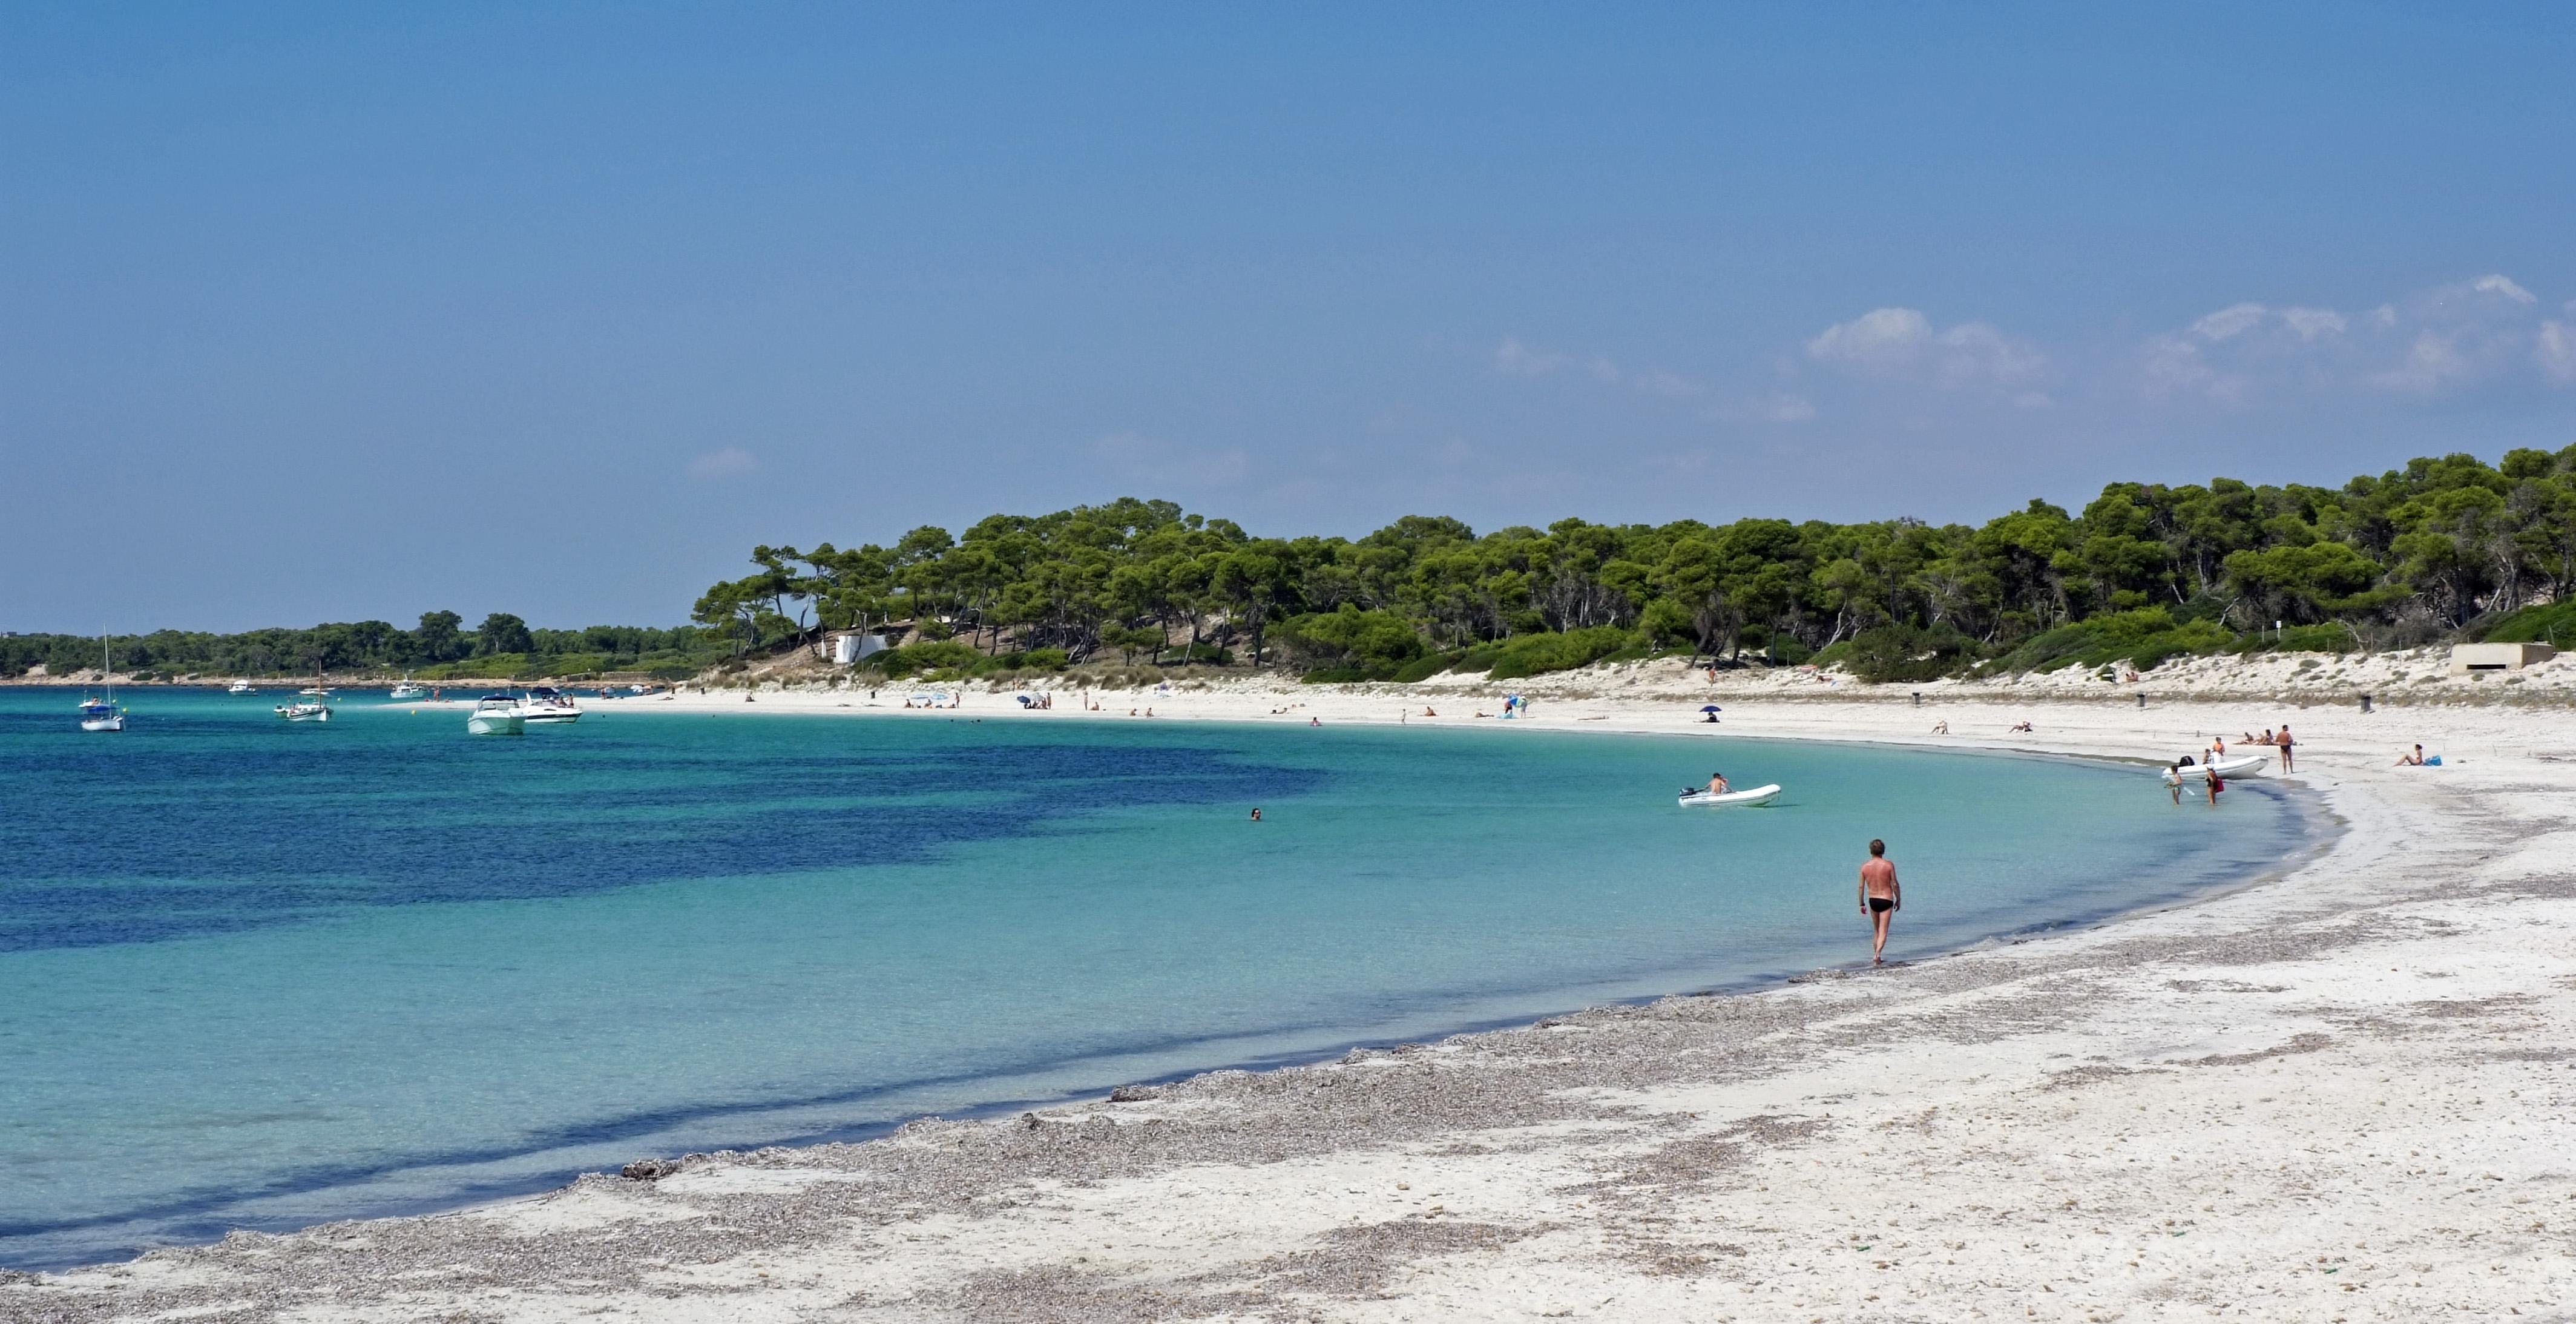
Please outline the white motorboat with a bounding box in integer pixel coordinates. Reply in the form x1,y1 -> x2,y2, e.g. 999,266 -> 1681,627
1678,782 -> 1782,808
227,679 -> 257,694
519,685 -> 581,724
79,636 -> 125,732
389,679 -> 428,700
467,695 -> 527,736
298,686 -> 331,697
2165,754 -> 2267,783
274,698 -> 334,722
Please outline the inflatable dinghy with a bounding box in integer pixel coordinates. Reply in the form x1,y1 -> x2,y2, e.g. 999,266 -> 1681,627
1678,783 -> 1782,808
2166,753 -> 2267,782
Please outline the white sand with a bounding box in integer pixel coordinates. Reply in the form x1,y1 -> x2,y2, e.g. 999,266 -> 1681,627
10,658 -> 2575,1322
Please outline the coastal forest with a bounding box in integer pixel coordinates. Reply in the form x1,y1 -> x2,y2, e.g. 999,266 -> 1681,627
0,614 -> 712,684
12,447 -> 2576,685
685,446 -> 2576,683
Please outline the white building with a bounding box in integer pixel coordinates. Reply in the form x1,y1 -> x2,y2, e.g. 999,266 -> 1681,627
827,631 -> 892,665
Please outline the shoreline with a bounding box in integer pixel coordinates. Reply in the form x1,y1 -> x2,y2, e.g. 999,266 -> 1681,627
8,683 -> 2571,1320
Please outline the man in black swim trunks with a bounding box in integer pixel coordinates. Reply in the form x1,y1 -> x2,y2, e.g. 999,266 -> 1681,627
1859,838 -> 1901,965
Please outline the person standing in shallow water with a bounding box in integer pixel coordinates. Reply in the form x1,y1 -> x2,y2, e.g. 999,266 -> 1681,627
1859,838 -> 1901,965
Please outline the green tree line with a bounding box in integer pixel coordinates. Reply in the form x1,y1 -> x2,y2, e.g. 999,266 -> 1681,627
0,612 -> 715,681
692,449 -> 2576,682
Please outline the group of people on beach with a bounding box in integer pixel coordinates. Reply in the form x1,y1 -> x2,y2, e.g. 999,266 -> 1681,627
2236,726 -> 2298,771
2165,724 -> 2297,805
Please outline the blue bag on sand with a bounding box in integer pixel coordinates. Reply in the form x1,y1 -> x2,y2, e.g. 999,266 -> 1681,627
2426,755 -> 2442,766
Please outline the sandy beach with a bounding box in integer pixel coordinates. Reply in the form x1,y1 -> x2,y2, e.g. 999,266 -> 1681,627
8,660 -> 2573,1322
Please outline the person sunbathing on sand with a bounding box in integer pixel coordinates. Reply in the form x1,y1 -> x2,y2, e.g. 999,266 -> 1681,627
2396,744 -> 2426,766
1422,706 -> 1436,717
1859,839 -> 1900,964
1931,720 -> 1948,734
2008,720 -> 2033,733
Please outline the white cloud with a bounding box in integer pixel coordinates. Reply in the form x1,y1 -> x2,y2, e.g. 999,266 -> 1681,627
1493,337 -> 1615,382
1805,307 -> 1931,368
2143,274 -> 2569,403
1804,308 -> 2045,392
2280,307 -> 2347,340
686,447 -> 758,479
2538,321 -> 2576,384
2190,302 -> 2270,342
2141,334 -> 2227,401
1491,337 -> 1701,399
2367,330 -> 2476,394
2473,274 -> 2537,304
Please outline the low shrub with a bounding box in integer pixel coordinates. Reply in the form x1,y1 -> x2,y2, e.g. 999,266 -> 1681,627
2227,624 -> 2357,656
1278,607 -> 1426,675
1979,607 -> 2236,676
866,640 -> 984,677
1844,624 -> 1977,683
987,647 -> 1068,672
1484,627 -> 1641,680
2478,601 -> 2576,648
1447,644 -> 1503,674
1392,653 -> 1456,683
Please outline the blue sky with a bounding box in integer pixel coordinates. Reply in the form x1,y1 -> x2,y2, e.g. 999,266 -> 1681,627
6,4 -> 2574,630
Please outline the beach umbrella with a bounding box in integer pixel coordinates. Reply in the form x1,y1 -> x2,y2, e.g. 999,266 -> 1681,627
1700,704 -> 1723,713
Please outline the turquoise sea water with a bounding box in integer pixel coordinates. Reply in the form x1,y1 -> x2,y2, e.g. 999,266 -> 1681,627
0,688 -> 2306,1268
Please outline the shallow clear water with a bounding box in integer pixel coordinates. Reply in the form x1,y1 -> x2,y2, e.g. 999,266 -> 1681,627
0,688 -> 2305,1268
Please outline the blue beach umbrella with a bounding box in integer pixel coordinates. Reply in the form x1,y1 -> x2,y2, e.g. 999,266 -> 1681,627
1700,705 -> 1723,713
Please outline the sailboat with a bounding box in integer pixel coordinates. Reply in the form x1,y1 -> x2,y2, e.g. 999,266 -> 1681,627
275,668 -> 335,722
79,636 -> 125,732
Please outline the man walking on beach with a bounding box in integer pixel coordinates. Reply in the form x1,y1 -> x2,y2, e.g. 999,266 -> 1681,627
1859,840 -> 1900,965
2277,723 -> 2295,774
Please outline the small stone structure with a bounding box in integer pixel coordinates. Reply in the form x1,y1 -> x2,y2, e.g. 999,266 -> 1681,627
2446,641 -> 2557,674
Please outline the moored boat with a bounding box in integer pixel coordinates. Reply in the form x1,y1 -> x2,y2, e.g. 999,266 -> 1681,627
519,685 -> 580,724
467,695 -> 527,736
274,698 -> 334,722
79,636 -> 125,732
226,679 -> 256,694
389,679 -> 428,700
